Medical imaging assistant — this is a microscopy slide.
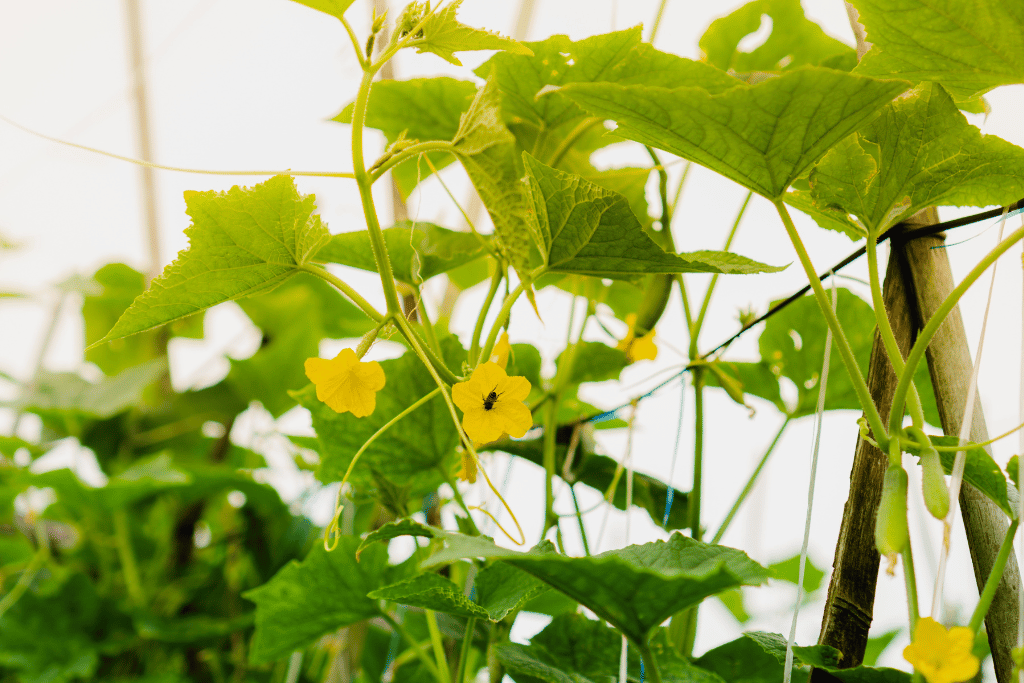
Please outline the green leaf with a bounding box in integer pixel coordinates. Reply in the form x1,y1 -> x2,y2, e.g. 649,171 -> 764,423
852,0 -> 1024,100
0,573 -> 103,683
315,221 -> 489,285
292,339 -> 464,493
784,182 -> 867,240
488,435 -> 690,530
404,0 -> 532,67
507,343 -> 543,390
334,77 -> 477,197
452,76 -> 534,284
474,561 -> 548,621
906,436 -> 1015,518
862,629 -> 900,667
494,613 -> 643,683
370,572 -> 490,620
12,359 -> 167,435
693,632 -> 842,683
83,263 -> 203,375
715,588 -> 751,623
423,532 -> 770,645
92,175 -> 330,346
244,536 -> 388,663
557,341 -> 628,385
287,0 -> 354,21
700,0 -> 857,74
357,519 -> 437,559
768,553 -> 824,592
523,154 -> 783,277
811,82 -> 1024,234
1007,455 -> 1019,489
563,68 -> 909,200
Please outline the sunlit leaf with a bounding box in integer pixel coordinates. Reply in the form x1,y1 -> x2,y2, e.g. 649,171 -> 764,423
403,0 -> 531,67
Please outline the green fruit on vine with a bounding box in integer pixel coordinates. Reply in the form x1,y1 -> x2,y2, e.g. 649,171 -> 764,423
875,465 -> 909,571
920,447 -> 950,520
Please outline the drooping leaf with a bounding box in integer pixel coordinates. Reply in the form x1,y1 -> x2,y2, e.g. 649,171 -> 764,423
852,0 -> 1024,100
401,0 -> 531,67
244,536 -> 388,663
452,76 -> 535,286
92,175 -> 330,346
700,0 -> 857,74
334,77 -> 477,197
563,68 -> 909,200
315,221 -> 489,285
769,553 -> 824,593
370,572 -> 490,620
494,613 -> 644,683
292,339 -> 464,493
422,532 -> 770,645
523,154 -> 783,277
810,82 -> 1024,234
287,0 -> 355,21
693,632 -> 842,683
906,436 -> 1016,518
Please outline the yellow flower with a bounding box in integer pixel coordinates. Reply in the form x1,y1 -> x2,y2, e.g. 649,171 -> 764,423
903,617 -> 979,683
455,449 -> 478,483
616,313 -> 658,362
452,362 -> 532,444
304,348 -> 385,418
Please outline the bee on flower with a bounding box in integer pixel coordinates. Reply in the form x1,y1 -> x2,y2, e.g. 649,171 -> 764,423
453,336 -> 532,445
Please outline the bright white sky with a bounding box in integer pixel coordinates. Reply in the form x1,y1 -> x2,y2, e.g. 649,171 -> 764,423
1,0 -> 1023,674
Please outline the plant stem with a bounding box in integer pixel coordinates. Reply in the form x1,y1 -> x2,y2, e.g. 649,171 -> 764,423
690,191 -> 752,357
114,510 -> 146,607
888,222 -> 1024,436
647,0 -> 670,42
546,117 -> 602,168
350,67 -> 404,315
865,227 -> 927,427
425,610 -> 453,683
690,370 -> 705,542
637,642 -> 664,683
0,520 -> 50,620
369,141 -> 456,182
969,518 -> 1020,633
542,398 -> 560,536
470,267 -> 503,364
711,417 -> 790,544
902,541 -> 920,637
383,612 -> 441,681
300,264 -> 384,322
455,618 -> 476,683
440,466 -> 481,536
570,485 -> 591,556
675,273 -> 694,333
479,269 -> 543,364
774,199 -> 888,449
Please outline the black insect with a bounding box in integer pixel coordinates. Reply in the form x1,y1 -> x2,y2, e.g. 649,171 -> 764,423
482,386 -> 503,411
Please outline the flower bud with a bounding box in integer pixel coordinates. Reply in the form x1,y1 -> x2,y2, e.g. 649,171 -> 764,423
920,447 -> 950,520
875,465 -> 909,571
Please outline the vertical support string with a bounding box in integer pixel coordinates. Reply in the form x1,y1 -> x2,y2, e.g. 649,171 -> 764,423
1017,212 -> 1024,683
784,273 -> 836,683
931,207 -> 1010,617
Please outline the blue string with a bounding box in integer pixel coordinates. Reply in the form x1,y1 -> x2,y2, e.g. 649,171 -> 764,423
930,205 -> 1024,250
585,367 -> 690,425
662,375 -> 687,527
641,659 -> 645,681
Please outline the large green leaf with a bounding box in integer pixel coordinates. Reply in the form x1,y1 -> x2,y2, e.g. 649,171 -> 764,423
811,82 -> 1024,234
244,536 -> 388,663
292,339 -> 464,492
401,0 -> 531,67
370,572 -> 490,620
494,613 -> 644,683
334,77 -> 477,197
852,0 -> 1024,100
700,0 -> 857,74
92,175 -> 330,346
906,436 -> 1016,518
556,341 -> 628,385
563,68 -> 909,200
423,532 -> 769,645
315,221 -> 489,285
693,632 -> 842,683
523,154 -> 783,277
473,561 -> 548,621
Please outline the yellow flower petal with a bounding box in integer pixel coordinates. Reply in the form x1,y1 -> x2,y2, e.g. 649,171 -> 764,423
628,331 -> 658,362
490,331 -> 511,370
903,617 -> 980,683
304,348 -> 385,418
452,362 -> 532,444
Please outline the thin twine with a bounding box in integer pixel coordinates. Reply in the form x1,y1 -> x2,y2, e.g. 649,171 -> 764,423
931,206 -> 1010,618
619,403 -> 637,683
783,273 -> 836,683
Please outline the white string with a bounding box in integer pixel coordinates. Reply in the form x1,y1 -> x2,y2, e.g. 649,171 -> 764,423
784,274 -> 836,683
619,404 -> 637,683
1017,212 -> 1024,683
931,207 -> 1010,618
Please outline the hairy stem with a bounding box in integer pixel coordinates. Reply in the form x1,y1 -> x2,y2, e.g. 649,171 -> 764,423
969,518 -> 1019,634
470,267 -> 503,364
